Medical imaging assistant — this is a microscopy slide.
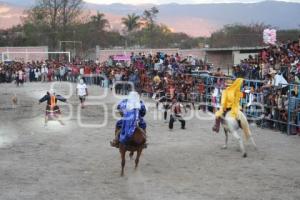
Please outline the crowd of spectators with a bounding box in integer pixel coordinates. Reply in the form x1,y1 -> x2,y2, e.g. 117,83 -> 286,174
228,38 -> 300,134
232,37 -> 300,82
1,39 -> 300,135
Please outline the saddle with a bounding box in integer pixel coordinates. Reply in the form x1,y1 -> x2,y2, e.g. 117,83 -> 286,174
113,127 -> 147,149
125,127 -> 147,147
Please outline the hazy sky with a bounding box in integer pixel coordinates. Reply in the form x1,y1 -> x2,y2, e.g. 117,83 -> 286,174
84,0 -> 300,4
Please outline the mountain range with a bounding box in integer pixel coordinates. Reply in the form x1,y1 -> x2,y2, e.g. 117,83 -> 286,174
0,0 -> 299,36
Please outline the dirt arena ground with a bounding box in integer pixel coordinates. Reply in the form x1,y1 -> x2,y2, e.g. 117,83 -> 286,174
0,82 -> 300,200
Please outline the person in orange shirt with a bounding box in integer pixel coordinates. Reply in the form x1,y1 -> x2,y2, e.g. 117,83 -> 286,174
39,90 -> 67,127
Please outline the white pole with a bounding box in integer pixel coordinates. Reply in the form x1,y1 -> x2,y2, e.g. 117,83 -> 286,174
26,49 -> 29,63
68,52 -> 71,62
6,48 -> 9,61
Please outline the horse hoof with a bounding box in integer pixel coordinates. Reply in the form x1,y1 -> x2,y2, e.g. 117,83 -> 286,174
243,153 -> 247,158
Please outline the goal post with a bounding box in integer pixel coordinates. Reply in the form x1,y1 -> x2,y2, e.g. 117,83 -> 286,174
1,51 -> 71,63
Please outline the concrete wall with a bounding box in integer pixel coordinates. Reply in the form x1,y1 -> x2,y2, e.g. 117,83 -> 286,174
0,46 -> 49,62
233,51 -> 258,65
205,51 -> 233,70
96,48 -> 205,63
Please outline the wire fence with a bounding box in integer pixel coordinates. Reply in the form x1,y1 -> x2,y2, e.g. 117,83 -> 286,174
139,74 -> 300,135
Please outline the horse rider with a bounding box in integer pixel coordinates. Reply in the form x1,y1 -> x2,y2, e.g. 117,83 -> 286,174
110,91 -> 147,148
169,97 -> 186,130
212,78 -> 244,133
39,89 -> 67,126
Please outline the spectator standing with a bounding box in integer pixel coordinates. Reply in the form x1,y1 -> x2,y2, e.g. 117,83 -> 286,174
41,64 -> 48,82
35,68 -> 40,81
16,69 -> 24,86
59,65 -> 65,81
84,65 -> 91,85
29,67 -> 35,82
47,66 -> 53,82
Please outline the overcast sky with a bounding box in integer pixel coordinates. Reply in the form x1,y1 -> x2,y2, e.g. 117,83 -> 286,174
84,0 -> 300,4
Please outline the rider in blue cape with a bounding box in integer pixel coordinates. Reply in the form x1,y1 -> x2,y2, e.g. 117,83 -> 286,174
110,91 -> 147,148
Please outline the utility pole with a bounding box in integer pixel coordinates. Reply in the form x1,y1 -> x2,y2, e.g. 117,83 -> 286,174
73,31 -> 76,58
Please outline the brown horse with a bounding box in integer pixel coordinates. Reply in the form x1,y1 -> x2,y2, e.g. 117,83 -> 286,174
119,127 -> 146,176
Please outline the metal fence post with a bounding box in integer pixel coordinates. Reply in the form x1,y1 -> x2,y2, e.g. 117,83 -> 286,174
287,84 -> 291,135
205,76 -> 209,111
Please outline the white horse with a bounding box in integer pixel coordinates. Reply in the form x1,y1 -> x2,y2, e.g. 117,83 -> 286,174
221,110 -> 257,157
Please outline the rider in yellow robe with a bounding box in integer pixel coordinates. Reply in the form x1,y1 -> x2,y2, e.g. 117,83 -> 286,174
212,78 -> 244,133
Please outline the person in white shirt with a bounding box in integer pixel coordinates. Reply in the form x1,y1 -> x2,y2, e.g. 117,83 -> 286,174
35,68 -> 41,81
16,69 -> 24,86
76,79 -> 88,109
79,67 -> 84,76
41,64 -> 48,82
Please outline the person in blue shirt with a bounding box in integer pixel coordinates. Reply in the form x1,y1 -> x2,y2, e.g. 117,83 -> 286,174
110,91 -> 147,148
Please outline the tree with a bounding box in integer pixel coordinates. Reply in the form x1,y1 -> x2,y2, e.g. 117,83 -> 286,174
90,12 -> 109,32
22,6 -> 50,46
142,7 -> 159,28
23,0 -> 84,50
122,13 -> 140,47
122,13 -> 140,33
277,29 -> 300,42
210,23 -> 269,48
84,12 -> 110,48
60,0 -> 83,47
141,7 -> 159,47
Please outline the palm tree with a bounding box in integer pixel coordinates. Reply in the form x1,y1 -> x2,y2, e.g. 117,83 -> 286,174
121,13 -> 140,47
90,12 -> 109,32
121,13 -> 140,33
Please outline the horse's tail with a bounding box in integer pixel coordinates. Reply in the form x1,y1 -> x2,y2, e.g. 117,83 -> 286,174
238,111 -> 251,141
